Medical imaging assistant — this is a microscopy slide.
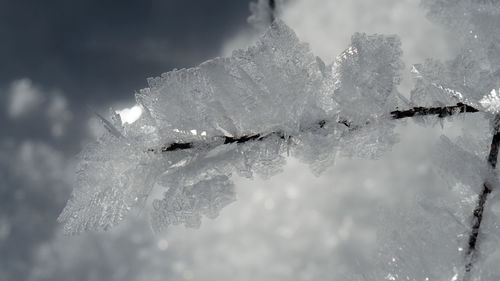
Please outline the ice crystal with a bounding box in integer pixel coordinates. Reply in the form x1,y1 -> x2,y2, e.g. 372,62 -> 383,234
377,189 -> 475,281
151,175 -> 235,232
412,0 -> 500,111
479,89 -> 500,114
332,33 -> 404,125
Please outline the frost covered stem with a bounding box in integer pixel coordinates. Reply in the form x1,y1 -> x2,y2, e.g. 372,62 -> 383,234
390,103 -> 478,119
150,103 -> 479,153
487,118 -> 500,169
465,183 -> 492,273
465,115 -> 500,274
150,131 -> 287,153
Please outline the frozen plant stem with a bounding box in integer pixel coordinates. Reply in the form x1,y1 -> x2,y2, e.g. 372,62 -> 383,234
464,115 -> 500,277
149,103 -> 479,153
390,103 -> 478,119
147,102 -> 493,277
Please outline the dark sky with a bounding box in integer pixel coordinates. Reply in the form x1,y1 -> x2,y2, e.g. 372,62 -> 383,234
0,0 -> 250,103
0,0 -> 252,152
0,1 -> 257,280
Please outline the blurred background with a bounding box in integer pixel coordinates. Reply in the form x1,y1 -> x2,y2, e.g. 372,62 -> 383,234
0,0 -> 485,280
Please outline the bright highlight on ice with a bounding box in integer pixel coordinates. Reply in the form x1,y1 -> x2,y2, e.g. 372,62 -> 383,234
116,105 -> 142,124
479,88 -> 500,114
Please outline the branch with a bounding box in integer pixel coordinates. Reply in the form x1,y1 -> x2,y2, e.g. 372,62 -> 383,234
390,103 -> 478,119
147,103 -> 479,153
143,102 -> 492,278
464,115 -> 500,276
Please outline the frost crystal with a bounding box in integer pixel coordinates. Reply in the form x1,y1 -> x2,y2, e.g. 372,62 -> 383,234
479,89 -> 500,114
332,33 -> 404,125
59,20 -> 404,233
412,0 -> 500,110
151,175 -> 235,232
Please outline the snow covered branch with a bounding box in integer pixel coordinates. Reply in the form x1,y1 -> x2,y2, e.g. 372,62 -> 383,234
60,12 -> 500,265
465,115 -> 500,275
149,103 -> 480,154
55,0 -> 500,280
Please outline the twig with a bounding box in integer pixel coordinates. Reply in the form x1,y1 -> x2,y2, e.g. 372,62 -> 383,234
464,115 -> 500,277
390,103 -> 478,119
147,103 -> 479,153
269,0 -> 276,22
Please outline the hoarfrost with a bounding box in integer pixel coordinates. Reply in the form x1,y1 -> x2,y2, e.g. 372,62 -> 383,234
332,33 -> 404,125
59,20 -> 404,233
377,192 -> 473,281
432,135 -> 488,194
479,89 -> 500,114
43,0 -> 500,280
151,175 -> 235,232
412,0 -> 500,111
375,131 -> 487,280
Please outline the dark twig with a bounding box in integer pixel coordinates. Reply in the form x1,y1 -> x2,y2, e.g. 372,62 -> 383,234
268,0 -> 276,22
147,103 -> 479,153
390,103 -> 478,119
149,131 -> 287,153
487,120 -> 500,169
465,183 -> 492,273
464,115 -> 500,276
224,134 -> 262,144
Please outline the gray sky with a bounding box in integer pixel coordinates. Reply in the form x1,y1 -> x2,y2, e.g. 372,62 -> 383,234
0,0 -> 250,103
